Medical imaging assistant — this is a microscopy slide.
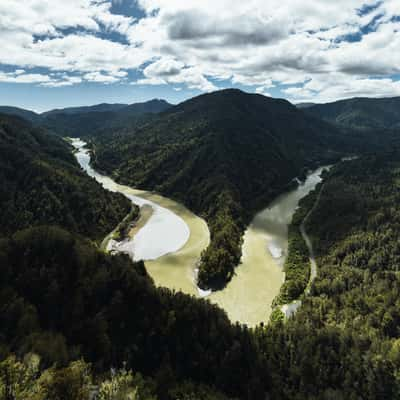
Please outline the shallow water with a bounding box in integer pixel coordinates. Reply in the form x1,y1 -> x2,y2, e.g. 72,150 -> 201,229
72,139 -> 191,261
208,166 -> 328,326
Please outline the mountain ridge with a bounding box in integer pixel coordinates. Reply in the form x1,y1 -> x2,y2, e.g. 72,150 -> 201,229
0,99 -> 172,137
304,96 -> 400,129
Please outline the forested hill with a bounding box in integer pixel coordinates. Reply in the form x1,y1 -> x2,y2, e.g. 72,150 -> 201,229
304,96 -> 400,130
0,106 -> 41,123
41,99 -> 172,137
263,152 -> 400,398
92,88 -> 347,288
0,113 -> 130,241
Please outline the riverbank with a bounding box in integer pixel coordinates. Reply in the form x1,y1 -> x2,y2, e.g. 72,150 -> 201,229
71,138 -> 210,286
72,138 -> 330,327
72,139 -> 195,261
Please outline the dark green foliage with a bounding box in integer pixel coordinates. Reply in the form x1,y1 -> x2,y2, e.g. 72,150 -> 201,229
92,89 -> 346,288
276,223 -> 310,304
0,114 -> 130,241
0,226 -> 266,399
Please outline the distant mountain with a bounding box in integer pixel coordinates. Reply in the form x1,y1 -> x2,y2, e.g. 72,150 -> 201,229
41,99 -> 172,137
93,88 -> 347,288
0,113 -> 130,240
42,99 -> 171,117
0,99 -> 173,137
118,99 -> 172,115
42,102 -> 128,116
0,106 -> 40,123
305,97 -> 400,129
295,102 -> 316,109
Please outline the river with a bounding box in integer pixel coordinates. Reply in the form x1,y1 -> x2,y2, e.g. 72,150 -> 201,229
72,139 -> 328,327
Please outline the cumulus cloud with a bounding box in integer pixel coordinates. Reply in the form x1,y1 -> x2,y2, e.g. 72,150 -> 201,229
137,58 -> 216,91
84,71 -> 121,83
284,75 -> 400,103
0,0 -> 399,101
128,0 -> 400,98
0,71 -> 52,84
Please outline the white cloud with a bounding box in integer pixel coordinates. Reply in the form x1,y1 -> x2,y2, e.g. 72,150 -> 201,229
0,71 -> 52,84
0,0 -> 399,100
84,71 -> 121,83
130,0 -> 400,98
284,75 -> 400,103
137,58 -> 216,91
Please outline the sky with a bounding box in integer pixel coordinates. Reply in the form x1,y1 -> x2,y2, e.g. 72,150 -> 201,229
0,0 -> 399,112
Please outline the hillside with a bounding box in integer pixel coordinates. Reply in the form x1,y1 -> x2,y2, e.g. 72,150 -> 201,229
263,152 -> 400,399
0,226 -> 264,399
92,89 -> 347,288
295,102 -> 317,109
41,99 -> 172,137
0,106 -> 41,123
0,113 -> 130,241
41,103 -> 129,116
305,96 -> 400,130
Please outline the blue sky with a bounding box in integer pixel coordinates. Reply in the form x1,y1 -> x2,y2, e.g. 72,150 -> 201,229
0,0 -> 399,112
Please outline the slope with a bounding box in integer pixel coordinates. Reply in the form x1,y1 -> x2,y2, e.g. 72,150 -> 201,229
41,99 -> 172,137
0,106 -> 41,123
0,113 -> 130,241
305,96 -> 400,130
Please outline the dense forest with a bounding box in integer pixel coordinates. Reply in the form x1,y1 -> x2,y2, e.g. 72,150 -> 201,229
91,89 -> 348,289
0,226 -> 264,399
263,152 -> 400,399
0,114 -> 130,241
3,152 -> 400,399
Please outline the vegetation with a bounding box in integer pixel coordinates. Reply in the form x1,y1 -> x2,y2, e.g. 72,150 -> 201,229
0,355 -> 161,400
261,152 -> 400,399
0,354 -> 235,400
274,178 -> 327,305
4,92 -> 400,399
114,205 -> 140,241
91,89 -> 346,288
275,222 -> 310,304
0,114 -> 130,241
4,152 -> 400,399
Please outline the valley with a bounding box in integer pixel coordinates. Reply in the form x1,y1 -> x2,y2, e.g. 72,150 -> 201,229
3,1 -> 400,398
2,90 -> 400,399
74,138 -> 329,326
